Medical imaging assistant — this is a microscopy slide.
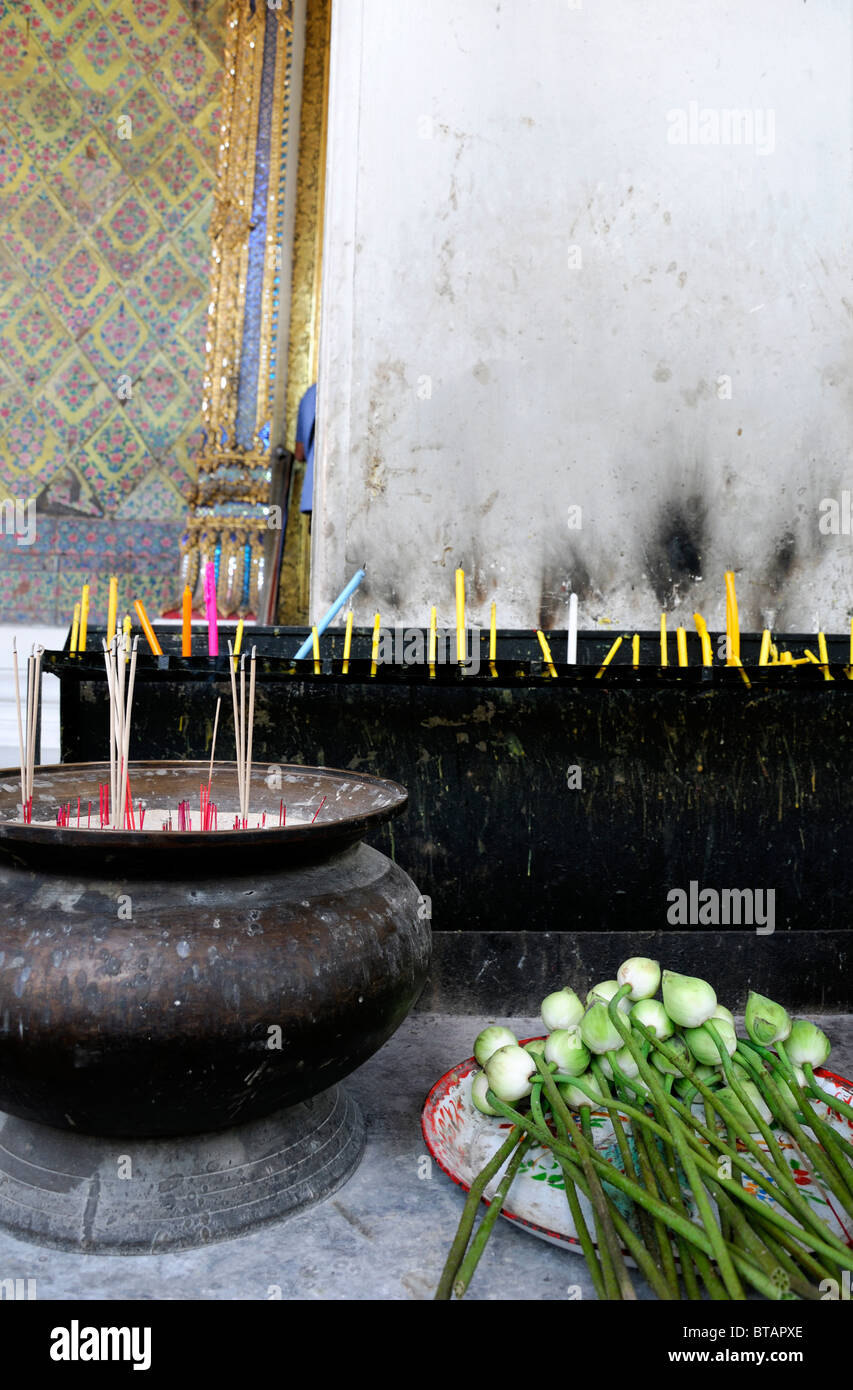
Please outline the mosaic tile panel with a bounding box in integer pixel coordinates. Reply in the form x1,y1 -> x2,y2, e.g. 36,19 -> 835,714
0,0 -> 224,623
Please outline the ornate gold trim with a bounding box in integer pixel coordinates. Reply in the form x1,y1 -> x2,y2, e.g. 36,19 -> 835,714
277,0 -> 332,623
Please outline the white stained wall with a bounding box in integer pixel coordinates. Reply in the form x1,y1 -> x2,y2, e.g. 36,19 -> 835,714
313,0 -> 853,635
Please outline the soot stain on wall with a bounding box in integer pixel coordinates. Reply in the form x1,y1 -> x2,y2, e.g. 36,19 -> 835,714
645,498 -> 706,609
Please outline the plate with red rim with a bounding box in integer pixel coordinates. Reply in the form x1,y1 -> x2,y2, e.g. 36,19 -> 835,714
422,1038 -> 853,1254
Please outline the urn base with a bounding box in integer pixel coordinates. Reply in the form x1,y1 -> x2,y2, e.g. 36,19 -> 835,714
0,1084 -> 364,1255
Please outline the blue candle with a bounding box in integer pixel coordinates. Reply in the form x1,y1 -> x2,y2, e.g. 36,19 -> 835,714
293,567 -> 366,660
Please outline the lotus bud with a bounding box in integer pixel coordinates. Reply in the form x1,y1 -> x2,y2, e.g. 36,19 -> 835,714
540,987 -> 584,1031
616,956 -> 661,1001
674,1063 -> 719,1099
558,1071 -> 604,1110
544,1026 -> 590,1076
745,991 -> 792,1046
630,998 -> 674,1039
662,970 -> 717,1028
586,980 -> 631,1014
684,1018 -> 737,1066
523,1037 -> 547,1058
470,1070 -> 500,1116
651,1035 -> 690,1076
474,1024 -> 517,1068
774,1065 -> 807,1115
786,1019 -> 831,1069
484,1043 -> 537,1102
716,1081 -> 773,1131
608,1044 -> 641,1079
580,1001 -> 624,1054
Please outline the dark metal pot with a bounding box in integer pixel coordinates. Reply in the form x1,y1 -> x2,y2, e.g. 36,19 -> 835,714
0,762 -> 430,1139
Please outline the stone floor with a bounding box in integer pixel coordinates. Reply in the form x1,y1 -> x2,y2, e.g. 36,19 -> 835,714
1,1012 -> 851,1300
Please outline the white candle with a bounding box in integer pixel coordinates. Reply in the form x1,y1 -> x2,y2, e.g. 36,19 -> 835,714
567,593 -> 578,664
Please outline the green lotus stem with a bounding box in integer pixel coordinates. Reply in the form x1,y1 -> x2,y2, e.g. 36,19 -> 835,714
531,1080 -> 606,1301
633,1019 -> 841,1245
625,1095 -> 727,1302
607,989 -> 745,1299
803,1063 -> 853,1123
434,1122 -> 525,1300
704,1173 -> 812,1299
703,1021 -> 792,1167
739,1215 -> 824,1300
488,1086 -> 851,1283
549,1149 -> 675,1301
452,1133 -> 535,1298
750,1208 -> 839,1288
734,1044 -> 853,1224
535,1058 -> 636,1300
631,1120 -> 692,1299
591,1059 -> 660,1276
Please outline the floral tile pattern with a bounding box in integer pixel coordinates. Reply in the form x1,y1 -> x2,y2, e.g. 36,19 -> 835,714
0,0 -> 223,623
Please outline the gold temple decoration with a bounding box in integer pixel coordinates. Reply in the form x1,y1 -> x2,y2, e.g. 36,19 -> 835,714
180,0 -> 295,621
277,0 -> 331,624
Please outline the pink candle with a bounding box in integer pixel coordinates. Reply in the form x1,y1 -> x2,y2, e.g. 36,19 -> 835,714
205,561 -> 219,656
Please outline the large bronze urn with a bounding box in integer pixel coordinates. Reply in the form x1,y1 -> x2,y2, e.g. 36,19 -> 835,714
0,762 -> 429,1252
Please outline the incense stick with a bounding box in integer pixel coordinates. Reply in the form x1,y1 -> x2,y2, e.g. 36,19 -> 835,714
12,639 -> 26,817
227,640 -> 244,814
120,637 -> 139,827
244,648 -> 256,825
208,696 -> 221,791
239,654 -> 247,822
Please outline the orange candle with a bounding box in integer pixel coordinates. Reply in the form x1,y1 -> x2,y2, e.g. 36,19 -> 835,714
182,586 -> 192,657
134,599 -> 163,656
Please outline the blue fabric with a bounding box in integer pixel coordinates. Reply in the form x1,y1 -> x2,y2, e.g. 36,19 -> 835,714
297,382 -> 317,513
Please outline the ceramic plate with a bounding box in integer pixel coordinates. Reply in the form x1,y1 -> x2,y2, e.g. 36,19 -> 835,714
422,1040 -> 853,1253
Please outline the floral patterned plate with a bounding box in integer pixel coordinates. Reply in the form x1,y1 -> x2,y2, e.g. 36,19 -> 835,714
422,1040 -> 853,1253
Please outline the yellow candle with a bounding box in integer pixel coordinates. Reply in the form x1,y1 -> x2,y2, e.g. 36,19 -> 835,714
123,613 -> 132,644
659,613 -> 668,667
232,616 -> 244,673
79,583 -> 90,653
817,631 -> 833,681
781,651 -> 796,664
489,601 -> 497,662
724,571 -> 739,665
676,627 -> 688,666
311,624 -> 321,675
454,567 -> 465,664
849,618 -> 853,668
631,633 -> 640,668
595,634 -> 623,679
370,612 -> 381,676
342,608 -> 353,674
733,655 -> 751,689
758,629 -> 771,666
182,585 -> 192,657
134,599 -> 163,656
69,602 -> 80,656
536,629 -> 558,678
428,605 -> 437,675
106,576 -> 118,646
692,613 -> 713,665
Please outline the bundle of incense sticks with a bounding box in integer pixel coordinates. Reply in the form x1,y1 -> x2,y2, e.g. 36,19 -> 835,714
227,642 -> 257,828
12,639 -> 43,824
102,633 -> 139,830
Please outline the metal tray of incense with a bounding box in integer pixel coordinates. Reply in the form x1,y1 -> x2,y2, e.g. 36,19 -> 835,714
0,761 -> 430,1253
